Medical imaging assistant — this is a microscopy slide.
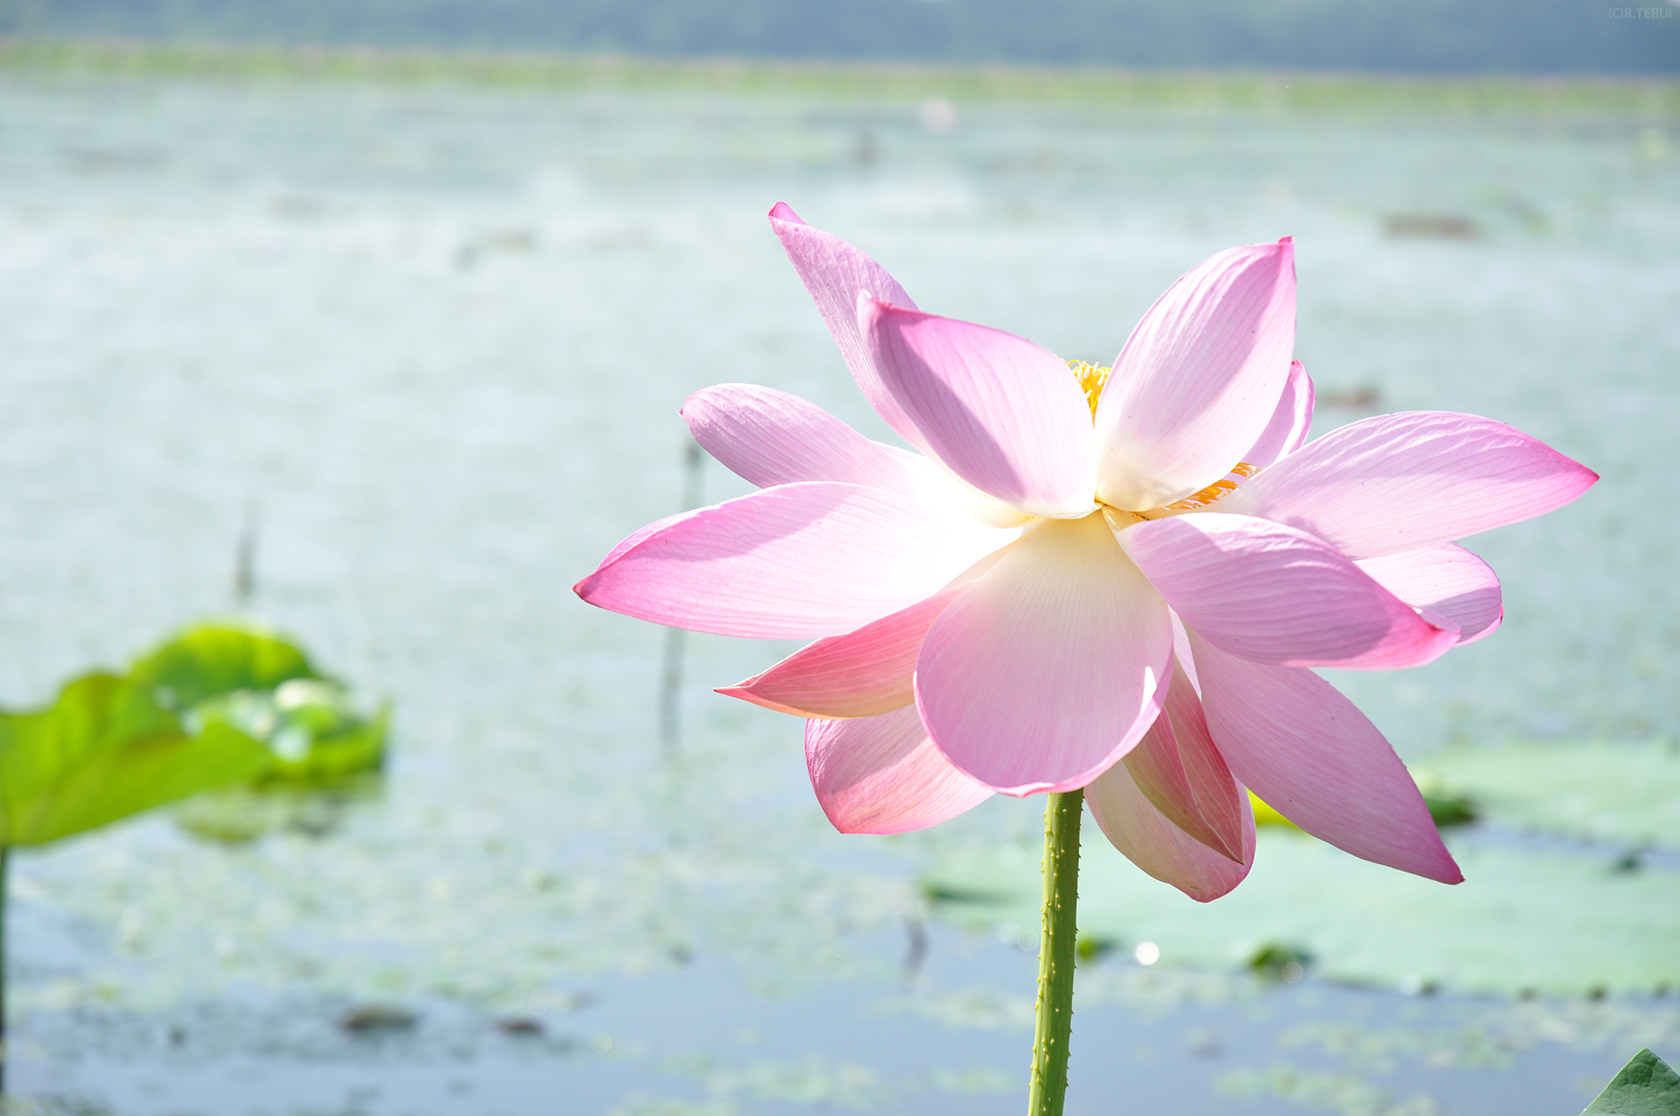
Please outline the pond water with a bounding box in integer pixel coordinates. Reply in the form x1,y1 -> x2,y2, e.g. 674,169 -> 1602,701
0,68 -> 1676,1115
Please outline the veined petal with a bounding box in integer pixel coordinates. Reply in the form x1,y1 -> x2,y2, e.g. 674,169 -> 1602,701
597,507 -> 700,569
1121,659 -> 1249,863
806,705 -> 993,834
1120,513 -> 1459,670
1188,631 -> 1462,884
1095,238 -> 1297,510
1085,750 -> 1255,903
1212,411 -> 1599,559
721,545 -> 1011,718
1171,612 -> 1199,692
768,203 -> 925,447
575,482 -> 984,639
861,296 -> 1098,519
915,513 -> 1173,796
1241,359 -> 1315,468
682,383 -> 937,493
1357,543 -> 1503,645
719,585 -> 963,719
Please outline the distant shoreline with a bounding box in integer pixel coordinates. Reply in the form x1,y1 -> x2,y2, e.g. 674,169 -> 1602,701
2,36 -> 1675,118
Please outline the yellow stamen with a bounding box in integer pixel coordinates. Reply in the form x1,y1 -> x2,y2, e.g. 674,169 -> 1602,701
1067,360 -> 1110,418
1159,461 -> 1260,512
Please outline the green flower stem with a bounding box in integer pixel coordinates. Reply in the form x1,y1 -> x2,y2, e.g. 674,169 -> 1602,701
1,844 -> 10,1096
1027,789 -> 1083,1116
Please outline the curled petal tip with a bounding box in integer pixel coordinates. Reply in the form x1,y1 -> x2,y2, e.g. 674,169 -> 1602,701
714,683 -> 806,716
768,201 -> 804,224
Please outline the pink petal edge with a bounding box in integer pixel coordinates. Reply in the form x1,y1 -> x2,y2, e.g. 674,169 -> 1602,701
575,482 -> 982,639
769,203 -> 926,449
1213,411 -> 1599,559
806,705 -> 993,835
1356,542 -> 1504,645
1121,658 -> 1249,863
720,545 -> 1012,718
1241,359 -> 1315,468
1085,748 -> 1256,903
719,585 -> 963,718
682,383 -> 935,493
1189,630 -> 1463,884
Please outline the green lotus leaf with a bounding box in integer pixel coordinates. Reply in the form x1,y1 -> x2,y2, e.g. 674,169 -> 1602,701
262,703 -> 389,784
1580,1048 -> 1680,1115
923,823 -> 1680,996
129,620 -> 322,713
1418,741 -> 1680,849
133,624 -> 388,787
0,672 -> 271,847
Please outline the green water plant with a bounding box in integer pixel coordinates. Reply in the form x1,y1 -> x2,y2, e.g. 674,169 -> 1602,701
1581,1048 -> 1680,1115
134,622 -> 389,788
0,620 -> 387,1091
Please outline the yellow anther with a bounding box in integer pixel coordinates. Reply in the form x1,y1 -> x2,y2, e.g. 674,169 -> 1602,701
1067,360 -> 1110,418
1161,462 -> 1261,512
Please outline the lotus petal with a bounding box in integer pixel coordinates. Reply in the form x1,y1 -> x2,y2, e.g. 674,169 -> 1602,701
915,513 -> 1172,796
1120,659 -> 1248,862
1095,239 -> 1296,510
575,482 -> 983,638
1241,359 -> 1314,468
1212,411 -> 1599,559
1086,750 -> 1255,903
1357,542 -> 1503,645
1120,513 -> 1459,669
719,586 -> 963,719
806,705 -> 993,834
1189,631 -> 1463,883
861,296 -> 1097,519
683,383 -> 938,494
769,203 -> 925,448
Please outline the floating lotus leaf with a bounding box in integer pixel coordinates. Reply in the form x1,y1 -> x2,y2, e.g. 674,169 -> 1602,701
924,822 -> 1680,996
1417,741 -> 1680,849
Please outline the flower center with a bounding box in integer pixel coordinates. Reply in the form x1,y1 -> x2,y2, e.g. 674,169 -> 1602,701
1067,360 -> 1109,418
1147,461 -> 1260,515
1063,360 -> 1257,524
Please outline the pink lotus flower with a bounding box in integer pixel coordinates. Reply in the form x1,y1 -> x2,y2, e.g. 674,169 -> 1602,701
576,204 -> 1597,901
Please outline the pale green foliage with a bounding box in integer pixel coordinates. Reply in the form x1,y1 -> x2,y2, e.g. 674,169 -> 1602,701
0,672 -> 269,847
0,621 -> 387,848
131,622 -> 319,713
134,620 -> 387,787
